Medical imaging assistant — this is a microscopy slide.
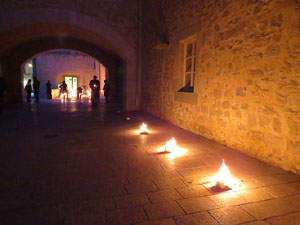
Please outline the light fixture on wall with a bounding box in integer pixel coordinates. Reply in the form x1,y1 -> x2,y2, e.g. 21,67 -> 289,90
153,33 -> 169,50
153,43 -> 169,50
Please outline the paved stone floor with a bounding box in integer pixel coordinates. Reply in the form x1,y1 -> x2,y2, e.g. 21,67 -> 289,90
1,100 -> 300,225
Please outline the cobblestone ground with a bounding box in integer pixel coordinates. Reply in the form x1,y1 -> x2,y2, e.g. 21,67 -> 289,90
1,100 -> 300,225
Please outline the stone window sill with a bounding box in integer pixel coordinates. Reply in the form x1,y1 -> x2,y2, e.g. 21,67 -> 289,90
174,91 -> 198,104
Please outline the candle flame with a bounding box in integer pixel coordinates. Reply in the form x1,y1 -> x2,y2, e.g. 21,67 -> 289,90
158,138 -> 186,163
165,137 -> 177,152
137,123 -> 150,134
215,160 -> 234,188
203,160 -> 244,192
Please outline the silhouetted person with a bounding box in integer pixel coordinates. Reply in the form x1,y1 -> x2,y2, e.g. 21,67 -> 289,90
46,80 -> 52,99
33,77 -> 40,103
103,80 -> 110,104
77,86 -> 83,99
59,81 -> 68,98
89,75 -> 100,107
25,79 -> 32,103
82,85 -> 87,95
0,77 -> 7,113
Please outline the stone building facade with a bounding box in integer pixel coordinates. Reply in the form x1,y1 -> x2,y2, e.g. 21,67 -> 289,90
1,0 -> 300,174
27,50 -> 106,99
142,0 -> 300,174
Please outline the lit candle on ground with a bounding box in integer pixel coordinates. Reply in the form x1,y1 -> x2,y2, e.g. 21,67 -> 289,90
138,123 -> 150,135
158,138 -> 186,163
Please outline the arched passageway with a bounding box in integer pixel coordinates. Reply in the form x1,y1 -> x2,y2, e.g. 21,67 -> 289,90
0,8 -> 141,110
14,39 -> 123,105
22,49 -> 108,101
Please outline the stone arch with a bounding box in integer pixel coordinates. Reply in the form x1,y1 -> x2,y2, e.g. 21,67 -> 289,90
0,8 -> 140,110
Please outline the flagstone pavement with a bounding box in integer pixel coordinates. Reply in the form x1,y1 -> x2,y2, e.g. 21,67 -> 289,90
1,100 -> 300,225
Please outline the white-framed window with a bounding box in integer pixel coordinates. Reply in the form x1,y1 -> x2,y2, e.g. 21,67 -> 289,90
183,39 -> 197,89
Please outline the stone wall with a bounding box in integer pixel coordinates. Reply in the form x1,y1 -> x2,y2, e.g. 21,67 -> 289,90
0,0 -> 139,47
142,0 -> 300,174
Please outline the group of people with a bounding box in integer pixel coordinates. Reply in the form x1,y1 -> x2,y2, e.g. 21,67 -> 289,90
25,77 -> 41,103
89,75 -> 110,107
0,75 -> 110,113
57,75 -> 110,106
0,74 -> 110,106
25,78 -> 52,102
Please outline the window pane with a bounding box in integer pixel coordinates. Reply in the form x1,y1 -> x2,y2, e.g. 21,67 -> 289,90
194,42 -> 197,55
186,43 -> 193,57
193,57 -> 196,72
65,77 -> 73,89
186,58 -> 192,72
185,73 -> 191,86
73,77 -> 78,89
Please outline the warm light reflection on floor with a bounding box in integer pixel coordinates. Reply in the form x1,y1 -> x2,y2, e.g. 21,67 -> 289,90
166,147 -> 186,163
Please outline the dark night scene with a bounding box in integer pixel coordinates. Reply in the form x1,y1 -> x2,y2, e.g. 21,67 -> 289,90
0,1 -> 300,224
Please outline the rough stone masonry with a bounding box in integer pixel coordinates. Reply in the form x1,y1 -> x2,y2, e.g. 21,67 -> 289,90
141,0 -> 300,174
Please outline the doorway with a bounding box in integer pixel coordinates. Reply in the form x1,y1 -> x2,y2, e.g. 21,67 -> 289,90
64,76 -> 78,90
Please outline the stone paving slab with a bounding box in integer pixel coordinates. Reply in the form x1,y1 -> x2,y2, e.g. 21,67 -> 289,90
1,101 -> 300,225
106,206 -> 148,225
176,184 -> 211,198
114,193 -> 150,209
177,196 -> 216,213
209,206 -> 255,225
137,218 -> 176,225
241,195 -> 300,220
144,201 -> 185,220
208,192 -> 249,207
267,212 -> 300,225
147,189 -> 182,203
173,212 -> 219,225
236,187 -> 275,203
242,221 -> 270,225
263,181 -> 300,198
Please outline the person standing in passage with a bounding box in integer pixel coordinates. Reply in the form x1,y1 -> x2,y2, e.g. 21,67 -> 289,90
77,86 -> 83,100
33,77 -> 40,103
0,77 -> 7,114
25,79 -> 32,103
46,80 -> 52,99
103,80 -> 110,104
59,81 -> 68,98
89,75 -> 100,107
